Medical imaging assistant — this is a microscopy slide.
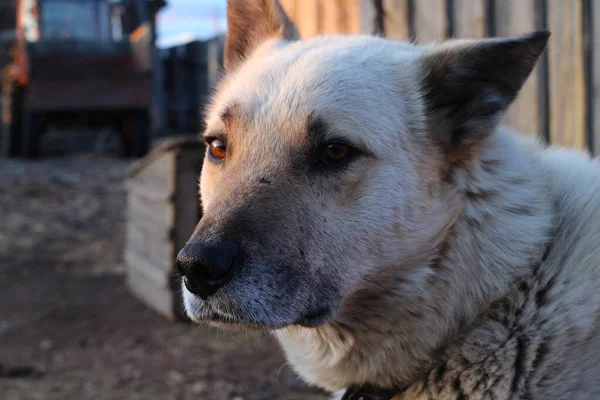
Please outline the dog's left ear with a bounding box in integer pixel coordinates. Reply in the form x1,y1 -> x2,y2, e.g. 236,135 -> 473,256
421,31 -> 550,153
225,0 -> 300,71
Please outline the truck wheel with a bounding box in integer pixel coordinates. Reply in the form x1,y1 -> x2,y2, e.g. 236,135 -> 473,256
2,87 -> 23,157
123,110 -> 150,158
0,119 -> 13,157
20,109 -> 39,159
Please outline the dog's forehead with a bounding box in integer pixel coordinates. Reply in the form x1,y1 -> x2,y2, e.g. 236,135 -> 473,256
207,36 -> 423,149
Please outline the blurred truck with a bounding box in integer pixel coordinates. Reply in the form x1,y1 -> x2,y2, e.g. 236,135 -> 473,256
0,0 -> 166,158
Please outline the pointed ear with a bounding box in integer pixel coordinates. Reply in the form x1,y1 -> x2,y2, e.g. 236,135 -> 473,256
420,31 -> 550,153
225,0 -> 300,71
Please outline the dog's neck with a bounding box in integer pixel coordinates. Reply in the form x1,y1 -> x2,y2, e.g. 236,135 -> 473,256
275,127 -> 555,392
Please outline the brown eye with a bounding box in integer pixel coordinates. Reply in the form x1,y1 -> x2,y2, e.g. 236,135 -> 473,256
208,139 -> 227,160
323,143 -> 351,163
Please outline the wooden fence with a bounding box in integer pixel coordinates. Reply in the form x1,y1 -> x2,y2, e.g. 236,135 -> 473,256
279,0 -> 599,155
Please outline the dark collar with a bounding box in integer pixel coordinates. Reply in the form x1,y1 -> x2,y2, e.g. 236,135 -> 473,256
341,384 -> 399,400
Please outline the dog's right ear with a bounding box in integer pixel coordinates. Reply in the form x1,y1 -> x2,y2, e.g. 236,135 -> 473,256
420,31 -> 549,158
225,0 -> 300,71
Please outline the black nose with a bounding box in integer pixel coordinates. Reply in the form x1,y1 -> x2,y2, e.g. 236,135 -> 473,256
176,241 -> 238,300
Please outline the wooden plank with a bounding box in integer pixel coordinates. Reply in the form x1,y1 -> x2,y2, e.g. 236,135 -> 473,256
593,0 -> 600,155
453,0 -> 485,38
126,249 -> 171,288
383,0 -> 410,42
321,0 -> 342,35
127,151 -> 175,200
547,0 -> 586,149
128,205 -> 172,243
126,260 -> 175,320
127,191 -> 174,234
297,0 -> 320,37
126,221 -> 174,269
279,0 -> 297,21
128,189 -> 174,227
126,178 -> 172,201
336,0 -> 351,33
495,0 -> 541,136
358,0 -> 376,35
413,0 -> 447,44
342,0 -> 376,35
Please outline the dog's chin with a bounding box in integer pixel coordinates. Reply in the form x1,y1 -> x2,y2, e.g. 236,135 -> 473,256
205,319 -> 265,332
190,308 -> 334,331
183,284 -> 335,330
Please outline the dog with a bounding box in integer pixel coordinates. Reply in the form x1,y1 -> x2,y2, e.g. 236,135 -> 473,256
175,1 -> 600,398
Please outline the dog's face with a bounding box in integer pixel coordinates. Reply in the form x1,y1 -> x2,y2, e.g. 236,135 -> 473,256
178,0 -> 549,330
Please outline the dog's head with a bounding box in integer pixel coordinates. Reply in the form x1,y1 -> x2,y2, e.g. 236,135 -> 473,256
178,0 -> 549,330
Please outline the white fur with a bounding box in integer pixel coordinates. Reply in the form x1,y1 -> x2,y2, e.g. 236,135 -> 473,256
191,3 -> 600,398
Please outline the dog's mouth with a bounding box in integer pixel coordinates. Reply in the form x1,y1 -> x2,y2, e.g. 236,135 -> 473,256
203,311 -> 266,331
195,306 -> 333,331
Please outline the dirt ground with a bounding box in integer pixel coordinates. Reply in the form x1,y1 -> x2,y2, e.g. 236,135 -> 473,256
0,155 -> 329,400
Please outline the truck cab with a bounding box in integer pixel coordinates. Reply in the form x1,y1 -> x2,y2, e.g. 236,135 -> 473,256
1,0 -> 166,158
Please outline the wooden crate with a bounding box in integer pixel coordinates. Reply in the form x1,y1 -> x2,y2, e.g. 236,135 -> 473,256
125,138 -> 204,320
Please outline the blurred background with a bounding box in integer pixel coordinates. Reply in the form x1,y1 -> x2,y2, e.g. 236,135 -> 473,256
0,1 -> 597,399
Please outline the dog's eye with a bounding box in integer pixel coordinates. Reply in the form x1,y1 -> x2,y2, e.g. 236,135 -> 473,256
207,138 -> 227,161
320,143 -> 352,164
